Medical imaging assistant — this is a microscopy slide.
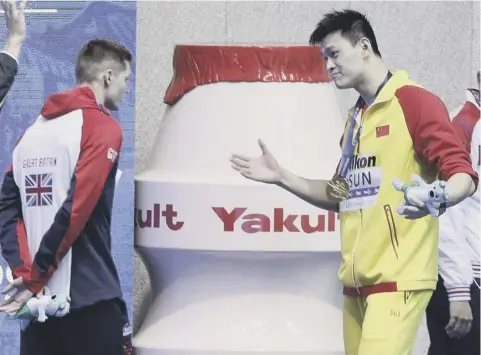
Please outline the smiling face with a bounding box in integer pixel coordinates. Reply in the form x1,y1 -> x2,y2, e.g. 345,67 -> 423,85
320,31 -> 368,90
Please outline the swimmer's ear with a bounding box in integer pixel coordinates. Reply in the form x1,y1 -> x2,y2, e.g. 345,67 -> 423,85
359,38 -> 372,57
103,69 -> 113,87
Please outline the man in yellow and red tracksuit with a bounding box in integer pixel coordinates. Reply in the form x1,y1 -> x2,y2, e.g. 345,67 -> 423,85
230,9 -> 479,355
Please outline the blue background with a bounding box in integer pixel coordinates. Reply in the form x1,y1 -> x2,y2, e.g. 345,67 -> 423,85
0,2 -> 136,353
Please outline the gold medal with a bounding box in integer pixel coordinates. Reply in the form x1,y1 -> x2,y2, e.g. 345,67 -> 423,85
326,176 -> 351,202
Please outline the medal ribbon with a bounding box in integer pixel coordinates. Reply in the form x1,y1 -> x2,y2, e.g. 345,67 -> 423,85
337,71 -> 393,178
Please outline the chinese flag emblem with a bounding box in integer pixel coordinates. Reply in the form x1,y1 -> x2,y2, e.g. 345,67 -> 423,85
376,125 -> 390,138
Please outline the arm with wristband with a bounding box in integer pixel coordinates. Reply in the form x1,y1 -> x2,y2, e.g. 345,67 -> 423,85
392,86 -> 478,218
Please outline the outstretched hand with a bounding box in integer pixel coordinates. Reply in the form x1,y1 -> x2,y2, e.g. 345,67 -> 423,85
395,203 -> 430,220
230,139 -> 282,183
392,174 -> 430,219
393,174 -> 449,218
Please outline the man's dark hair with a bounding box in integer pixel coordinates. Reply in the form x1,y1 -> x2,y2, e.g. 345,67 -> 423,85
309,9 -> 381,57
75,39 -> 133,84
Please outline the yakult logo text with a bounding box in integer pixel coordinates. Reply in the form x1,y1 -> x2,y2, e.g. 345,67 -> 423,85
135,204 -> 184,230
212,208 -> 336,233
135,204 -> 337,233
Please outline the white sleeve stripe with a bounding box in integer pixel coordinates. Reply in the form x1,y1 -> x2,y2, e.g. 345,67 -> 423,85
448,293 -> 471,301
446,286 -> 471,302
446,286 -> 471,291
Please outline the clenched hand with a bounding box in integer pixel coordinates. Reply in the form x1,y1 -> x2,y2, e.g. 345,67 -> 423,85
445,300 -> 473,338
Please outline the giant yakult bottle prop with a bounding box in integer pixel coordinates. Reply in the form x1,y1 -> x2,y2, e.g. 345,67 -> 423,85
134,45 -> 345,355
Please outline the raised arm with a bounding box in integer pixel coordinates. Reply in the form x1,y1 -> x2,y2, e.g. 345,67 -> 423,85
0,0 -> 27,109
231,139 -> 340,212
277,169 -> 339,212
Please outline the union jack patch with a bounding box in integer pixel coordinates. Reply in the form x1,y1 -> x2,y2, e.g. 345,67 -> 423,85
25,173 -> 53,207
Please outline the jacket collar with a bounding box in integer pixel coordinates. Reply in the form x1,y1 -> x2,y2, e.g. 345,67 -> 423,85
371,70 -> 410,105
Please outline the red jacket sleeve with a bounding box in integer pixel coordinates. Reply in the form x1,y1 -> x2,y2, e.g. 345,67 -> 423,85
396,86 -> 479,188
451,101 -> 479,153
0,166 -> 32,280
22,112 -> 123,293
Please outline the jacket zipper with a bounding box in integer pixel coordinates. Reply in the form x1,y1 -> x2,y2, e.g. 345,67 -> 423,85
351,209 -> 362,294
349,99 -> 387,294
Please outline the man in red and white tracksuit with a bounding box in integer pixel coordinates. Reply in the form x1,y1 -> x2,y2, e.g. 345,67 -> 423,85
426,72 -> 480,355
